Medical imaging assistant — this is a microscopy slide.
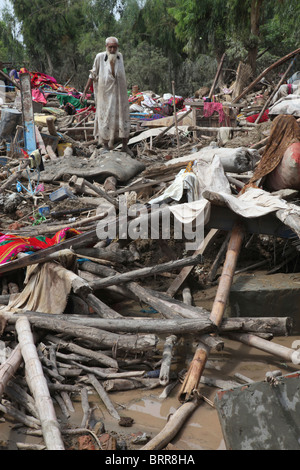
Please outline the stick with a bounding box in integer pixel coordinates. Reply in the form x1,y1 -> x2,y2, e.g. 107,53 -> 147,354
15,316 -> 65,450
0,68 -> 20,90
87,373 -> 120,420
152,109 -> 192,143
254,58 -> 296,124
46,333 -> 118,368
80,387 -> 91,428
208,52 -> 226,99
82,179 -> 119,208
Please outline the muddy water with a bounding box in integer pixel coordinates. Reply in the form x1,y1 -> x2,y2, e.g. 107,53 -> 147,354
1,287 -> 300,450
1,334 -> 299,450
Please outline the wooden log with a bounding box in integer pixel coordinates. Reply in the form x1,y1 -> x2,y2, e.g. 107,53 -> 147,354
46,116 -> 58,136
46,145 -> 58,161
15,315 -> 157,352
5,311 -> 217,335
220,316 -> 293,336
141,398 -> 200,450
232,47 -> 300,104
179,221 -> 245,402
0,68 -> 21,89
15,317 -> 65,450
79,260 -> 210,320
88,253 -> 203,290
84,292 -> 123,318
35,126 -> 47,156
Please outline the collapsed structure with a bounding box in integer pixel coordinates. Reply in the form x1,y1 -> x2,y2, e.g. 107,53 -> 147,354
0,48 -> 300,450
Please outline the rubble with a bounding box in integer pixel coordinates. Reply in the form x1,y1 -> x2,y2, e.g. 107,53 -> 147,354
0,54 -> 300,451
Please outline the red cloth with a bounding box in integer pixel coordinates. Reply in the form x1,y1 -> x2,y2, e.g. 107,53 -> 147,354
246,110 -> 269,123
203,102 -> 225,123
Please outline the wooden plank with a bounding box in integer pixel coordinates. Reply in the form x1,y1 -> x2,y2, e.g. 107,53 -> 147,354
166,229 -> 219,297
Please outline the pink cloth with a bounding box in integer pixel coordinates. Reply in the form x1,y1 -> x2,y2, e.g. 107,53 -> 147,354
203,102 -> 225,123
32,89 -> 47,104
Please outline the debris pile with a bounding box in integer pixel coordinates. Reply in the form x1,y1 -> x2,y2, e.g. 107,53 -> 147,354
0,49 -> 300,451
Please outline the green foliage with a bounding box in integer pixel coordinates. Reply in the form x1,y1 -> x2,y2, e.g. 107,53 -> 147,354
169,0 -> 228,57
0,14 -> 24,65
123,40 -> 170,94
5,0 -> 300,95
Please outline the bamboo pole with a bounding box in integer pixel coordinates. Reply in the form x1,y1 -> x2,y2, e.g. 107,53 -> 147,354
226,332 -> 300,364
15,316 -> 65,450
141,398 -> 199,450
172,80 -> 181,158
178,221 -> 245,402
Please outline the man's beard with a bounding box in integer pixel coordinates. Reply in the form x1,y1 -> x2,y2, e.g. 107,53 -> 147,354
107,50 -> 117,64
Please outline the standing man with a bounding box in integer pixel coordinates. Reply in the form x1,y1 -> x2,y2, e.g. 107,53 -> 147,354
81,37 -> 133,156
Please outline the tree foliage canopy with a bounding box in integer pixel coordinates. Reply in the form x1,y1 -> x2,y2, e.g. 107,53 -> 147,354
1,0 -> 299,95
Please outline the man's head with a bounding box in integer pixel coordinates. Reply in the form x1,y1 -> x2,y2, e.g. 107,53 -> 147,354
106,37 -> 119,55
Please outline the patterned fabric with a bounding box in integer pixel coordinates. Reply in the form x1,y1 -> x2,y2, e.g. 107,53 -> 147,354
203,102 -> 225,123
0,228 -> 81,265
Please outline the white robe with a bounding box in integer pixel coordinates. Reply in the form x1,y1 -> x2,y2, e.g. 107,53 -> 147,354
89,51 -> 130,145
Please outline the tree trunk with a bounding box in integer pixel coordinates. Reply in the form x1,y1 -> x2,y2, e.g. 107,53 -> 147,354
247,0 -> 264,76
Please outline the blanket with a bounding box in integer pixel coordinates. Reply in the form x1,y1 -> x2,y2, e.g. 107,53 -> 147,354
0,227 -> 81,265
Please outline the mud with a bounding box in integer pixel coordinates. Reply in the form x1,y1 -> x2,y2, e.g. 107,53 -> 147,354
1,289 -> 299,451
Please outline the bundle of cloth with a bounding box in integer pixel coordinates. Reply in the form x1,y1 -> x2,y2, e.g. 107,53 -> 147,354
242,114 -> 300,192
0,227 -> 81,265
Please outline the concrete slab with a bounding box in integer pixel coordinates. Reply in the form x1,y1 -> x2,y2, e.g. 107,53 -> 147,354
215,371 -> 300,450
229,272 -> 300,332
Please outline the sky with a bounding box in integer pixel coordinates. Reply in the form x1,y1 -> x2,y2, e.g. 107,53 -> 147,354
0,0 -> 12,13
